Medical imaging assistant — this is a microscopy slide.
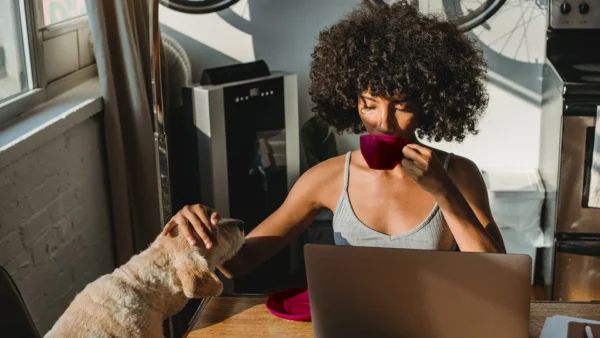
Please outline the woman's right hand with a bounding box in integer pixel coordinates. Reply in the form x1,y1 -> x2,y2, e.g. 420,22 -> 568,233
161,204 -> 221,248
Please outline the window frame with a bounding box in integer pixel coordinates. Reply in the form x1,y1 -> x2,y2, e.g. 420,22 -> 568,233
0,0 -> 96,127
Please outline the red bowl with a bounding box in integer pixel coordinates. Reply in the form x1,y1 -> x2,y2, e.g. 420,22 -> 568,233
265,288 -> 311,321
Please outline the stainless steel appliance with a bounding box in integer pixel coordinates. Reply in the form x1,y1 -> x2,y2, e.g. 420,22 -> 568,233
181,71 -> 301,294
540,0 -> 600,301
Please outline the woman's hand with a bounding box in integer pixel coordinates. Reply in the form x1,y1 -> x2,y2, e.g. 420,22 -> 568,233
400,144 -> 452,196
161,204 -> 221,248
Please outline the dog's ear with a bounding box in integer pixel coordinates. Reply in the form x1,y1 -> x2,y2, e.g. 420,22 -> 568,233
175,254 -> 223,299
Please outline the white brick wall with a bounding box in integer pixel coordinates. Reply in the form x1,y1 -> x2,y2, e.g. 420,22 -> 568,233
0,115 -> 115,335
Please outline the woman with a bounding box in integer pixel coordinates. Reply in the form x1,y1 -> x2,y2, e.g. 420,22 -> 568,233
162,1 -> 505,278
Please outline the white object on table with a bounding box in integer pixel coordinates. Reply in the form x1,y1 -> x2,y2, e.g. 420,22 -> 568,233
586,325 -> 595,338
539,315 -> 600,338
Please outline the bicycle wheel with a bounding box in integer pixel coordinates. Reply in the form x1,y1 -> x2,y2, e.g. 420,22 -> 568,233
443,0 -> 507,31
368,0 -> 506,32
159,0 -> 240,14
454,0 -> 547,106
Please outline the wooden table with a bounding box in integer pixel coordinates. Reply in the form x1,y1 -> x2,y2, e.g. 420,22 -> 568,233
187,296 -> 600,338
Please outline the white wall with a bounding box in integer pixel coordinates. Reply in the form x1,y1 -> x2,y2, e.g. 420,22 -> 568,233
423,0 -> 547,170
160,0 -> 547,170
0,116 -> 115,335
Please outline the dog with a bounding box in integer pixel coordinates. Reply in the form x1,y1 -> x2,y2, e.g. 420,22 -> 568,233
44,218 -> 245,338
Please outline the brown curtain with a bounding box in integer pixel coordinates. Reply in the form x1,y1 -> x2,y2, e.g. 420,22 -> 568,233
86,0 -> 162,264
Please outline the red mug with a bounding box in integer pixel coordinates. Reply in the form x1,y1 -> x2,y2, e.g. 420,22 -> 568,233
359,134 -> 409,170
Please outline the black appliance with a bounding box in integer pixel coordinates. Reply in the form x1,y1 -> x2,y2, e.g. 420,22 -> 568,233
180,70 -> 301,294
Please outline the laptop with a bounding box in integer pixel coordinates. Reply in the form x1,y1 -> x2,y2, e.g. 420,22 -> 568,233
304,244 -> 532,338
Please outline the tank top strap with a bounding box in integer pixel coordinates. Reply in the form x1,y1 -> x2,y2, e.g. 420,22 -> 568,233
443,152 -> 454,170
343,151 -> 352,192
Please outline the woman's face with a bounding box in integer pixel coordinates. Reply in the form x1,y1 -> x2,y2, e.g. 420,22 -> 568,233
358,91 -> 420,139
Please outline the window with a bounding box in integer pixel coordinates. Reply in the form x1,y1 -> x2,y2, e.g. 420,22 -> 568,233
0,1 -> 31,102
0,0 -> 95,126
42,0 -> 88,26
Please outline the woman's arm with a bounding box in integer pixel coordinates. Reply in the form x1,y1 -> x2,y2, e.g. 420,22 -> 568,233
437,156 -> 506,253
163,157 -> 342,278
401,144 -> 505,253
221,159 -> 345,277
219,155 -> 345,277
218,167 -> 326,277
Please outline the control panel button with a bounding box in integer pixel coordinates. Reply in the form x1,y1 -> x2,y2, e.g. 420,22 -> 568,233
560,2 -> 572,13
579,2 -> 590,14
550,0 -> 600,29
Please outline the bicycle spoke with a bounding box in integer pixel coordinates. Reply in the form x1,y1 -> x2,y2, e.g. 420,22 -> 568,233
389,0 -> 510,32
471,0 -> 543,66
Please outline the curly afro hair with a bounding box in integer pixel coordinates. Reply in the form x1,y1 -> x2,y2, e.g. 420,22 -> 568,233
309,0 -> 488,142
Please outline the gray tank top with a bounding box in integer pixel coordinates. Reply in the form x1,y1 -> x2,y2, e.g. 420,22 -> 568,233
332,151 -> 457,250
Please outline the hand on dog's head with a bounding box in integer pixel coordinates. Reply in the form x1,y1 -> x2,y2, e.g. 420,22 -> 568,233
160,218 -> 245,299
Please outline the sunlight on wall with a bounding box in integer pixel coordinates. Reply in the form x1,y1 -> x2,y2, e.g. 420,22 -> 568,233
159,1 -> 255,63
420,1 -> 547,169
231,0 -> 251,21
420,79 -> 543,169
160,0 -> 548,170
338,0 -> 548,170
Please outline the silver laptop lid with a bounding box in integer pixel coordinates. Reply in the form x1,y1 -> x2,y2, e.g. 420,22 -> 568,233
304,244 -> 531,338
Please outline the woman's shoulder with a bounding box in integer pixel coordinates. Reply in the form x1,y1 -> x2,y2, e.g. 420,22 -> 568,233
424,145 -> 482,187
291,154 -> 347,209
444,153 -> 480,174
443,153 -> 485,191
301,153 -> 348,183
425,146 -> 477,173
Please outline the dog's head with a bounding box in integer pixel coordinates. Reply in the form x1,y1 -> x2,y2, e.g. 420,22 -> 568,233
169,218 -> 245,299
204,218 -> 246,266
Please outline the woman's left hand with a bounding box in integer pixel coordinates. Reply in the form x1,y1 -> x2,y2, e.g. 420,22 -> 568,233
401,144 -> 451,196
